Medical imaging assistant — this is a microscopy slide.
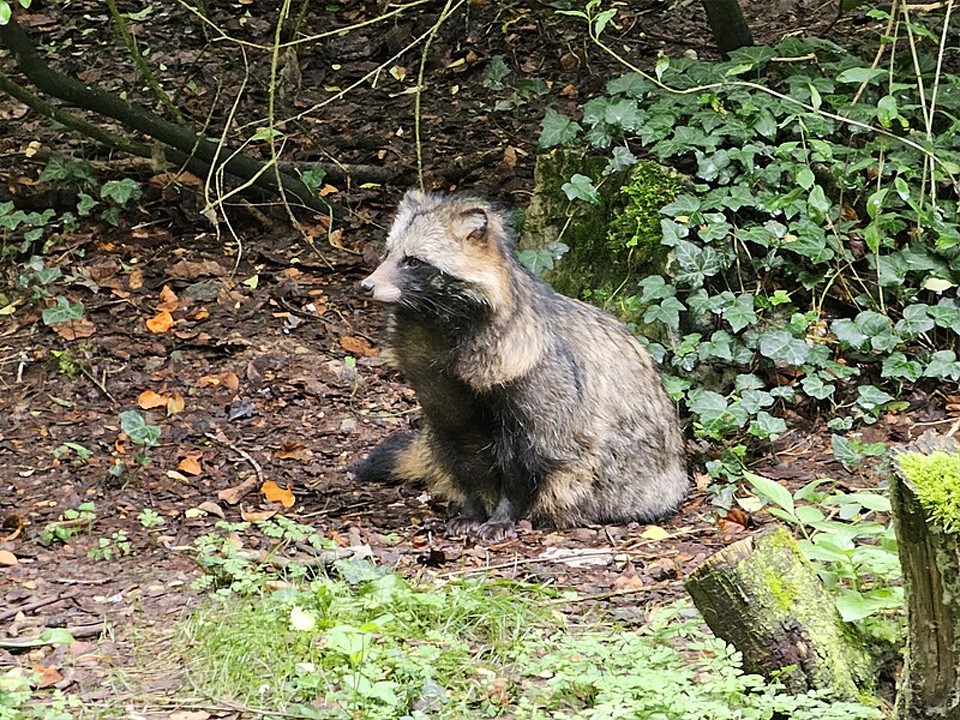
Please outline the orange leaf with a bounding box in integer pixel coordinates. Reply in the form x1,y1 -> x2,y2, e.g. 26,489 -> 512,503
339,335 -> 378,357
32,665 -> 63,689
137,389 -> 168,409
178,456 -> 202,475
261,480 -> 295,508
157,284 -> 180,313
146,310 -> 175,334
166,393 -> 185,415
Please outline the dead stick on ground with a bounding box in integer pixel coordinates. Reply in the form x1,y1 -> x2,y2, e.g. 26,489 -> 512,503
205,431 -> 264,482
0,593 -> 73,622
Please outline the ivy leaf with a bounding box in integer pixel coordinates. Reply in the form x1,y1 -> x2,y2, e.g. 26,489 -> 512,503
831,318 -> 867,350
605,99 -> 642,131
831,434 -> 862,468
835,66 -> 886,84
561,174 -> 600,204
801,373 -> 835,399
749,412 -> 787,439
856,385 -> 894,413
721,293 -> 757,332
606,72 -> 650,98
758,329 -> 811,366
806,185 -> 831,222
42,296 -> 85,325
539,108 -> 581,149
118,410 -> 162,448
643,297 -> 685,330
894,303 -> 934,338
638,275 -> 676,303
661,194 -> 701,218
686,389 -> 729,425
881,352 -> 923,382
795,166 -> 815,190
924,350 -> 960,380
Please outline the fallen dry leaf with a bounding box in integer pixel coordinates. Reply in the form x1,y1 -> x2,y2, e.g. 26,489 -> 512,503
128,269 -> 144,289
168,259 -> 229,280
339,335 -> 378,357
0,550 -> 18,566
197,501 -> 225,519
262,480 -> 295,508
639,525 -> 671,541
146,310 -> 175,334
32,665 -> 63,689
218,476 -> 259,505
276,443 -> 313,461
166,393 -> 186,415
241,506 -> 278,522
178,455 -> 202,475
50,317 -> 97,340
137,389 -> 168,409
157,284 -> 180,312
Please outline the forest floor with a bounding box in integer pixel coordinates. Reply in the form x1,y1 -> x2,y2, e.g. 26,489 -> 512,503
1,0 -> 955,714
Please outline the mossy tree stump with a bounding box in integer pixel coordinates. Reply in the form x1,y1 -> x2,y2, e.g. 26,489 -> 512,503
891,435 -> 960,720
685,527 -> 872,700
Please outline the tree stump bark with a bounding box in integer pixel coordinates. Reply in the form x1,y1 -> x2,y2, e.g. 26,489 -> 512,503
891,435 -> 960,720
685,527 -> 871,700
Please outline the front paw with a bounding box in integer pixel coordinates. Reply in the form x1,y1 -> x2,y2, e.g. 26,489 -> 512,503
446,516 -> 484,537
474,520 -> 517,542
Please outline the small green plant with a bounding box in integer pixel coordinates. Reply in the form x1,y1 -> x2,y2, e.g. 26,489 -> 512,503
119,410 -> 161,448
191,518 -> 336,595
88,529 -> 132,561
0,669 -> 81,720
137,508 -> 165,529
744,472 -> 902,626
52,441 -> 93,465
39,502 -> 96,545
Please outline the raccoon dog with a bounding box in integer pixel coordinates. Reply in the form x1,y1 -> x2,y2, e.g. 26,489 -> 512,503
355,190 -> 688,541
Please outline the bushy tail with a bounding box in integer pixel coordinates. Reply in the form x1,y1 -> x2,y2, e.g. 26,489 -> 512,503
353,431 -> 463,503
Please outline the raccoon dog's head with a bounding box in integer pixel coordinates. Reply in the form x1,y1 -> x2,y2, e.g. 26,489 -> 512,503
361,190 -> 512,319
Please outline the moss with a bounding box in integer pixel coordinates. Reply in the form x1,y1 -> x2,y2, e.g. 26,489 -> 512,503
606,161 -> 686,269
897,449 -> 960,533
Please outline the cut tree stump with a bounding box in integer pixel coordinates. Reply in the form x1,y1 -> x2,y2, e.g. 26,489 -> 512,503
891,433 -> 960,720
685,527 -> 872,700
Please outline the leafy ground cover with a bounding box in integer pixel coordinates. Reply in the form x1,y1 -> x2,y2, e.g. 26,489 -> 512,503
1,0 -> 958,717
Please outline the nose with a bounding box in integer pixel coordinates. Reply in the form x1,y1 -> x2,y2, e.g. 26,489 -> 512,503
360,276 -> 375,294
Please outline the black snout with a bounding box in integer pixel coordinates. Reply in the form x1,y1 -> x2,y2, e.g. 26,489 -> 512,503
360,278 -> 374,294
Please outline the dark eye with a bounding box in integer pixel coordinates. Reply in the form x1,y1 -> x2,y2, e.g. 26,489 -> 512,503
404,256 -> 424,269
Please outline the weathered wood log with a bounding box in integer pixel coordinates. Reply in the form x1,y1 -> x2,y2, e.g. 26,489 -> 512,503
891,434 -> 960,720
685,527 -> 872,700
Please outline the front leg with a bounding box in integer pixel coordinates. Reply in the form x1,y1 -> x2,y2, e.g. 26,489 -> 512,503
474,496 -> 520,542
446,494 -> 487,537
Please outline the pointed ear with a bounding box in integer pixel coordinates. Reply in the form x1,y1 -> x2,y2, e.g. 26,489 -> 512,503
452,208 -> 489,245
399,188 -> 429,212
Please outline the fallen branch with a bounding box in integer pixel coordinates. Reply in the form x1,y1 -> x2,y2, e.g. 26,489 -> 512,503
0,18 -> 334,215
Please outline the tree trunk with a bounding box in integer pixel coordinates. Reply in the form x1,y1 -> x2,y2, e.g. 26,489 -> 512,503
685,527 -> 872,700
700,0 -> 754,56
891,435 -> 960,720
